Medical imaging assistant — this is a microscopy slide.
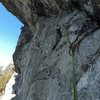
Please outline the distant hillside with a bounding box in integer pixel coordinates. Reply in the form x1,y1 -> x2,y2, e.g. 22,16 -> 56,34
0,63 -> 14,96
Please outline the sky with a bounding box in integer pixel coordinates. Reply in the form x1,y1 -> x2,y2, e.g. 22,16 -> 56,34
0,3 -> 23,67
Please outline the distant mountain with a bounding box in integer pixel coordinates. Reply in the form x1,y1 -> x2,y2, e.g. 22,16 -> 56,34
6,63 -> 14,70
2,61 -> 14,72
0,66 -> 3,73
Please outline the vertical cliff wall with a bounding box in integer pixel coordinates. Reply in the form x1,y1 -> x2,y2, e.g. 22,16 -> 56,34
1,0 -> 100,100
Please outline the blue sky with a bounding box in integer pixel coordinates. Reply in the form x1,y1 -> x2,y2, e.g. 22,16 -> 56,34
0,3 -> 23,66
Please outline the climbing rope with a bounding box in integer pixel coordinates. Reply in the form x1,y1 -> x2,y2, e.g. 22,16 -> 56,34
65,21 -> 99,100
71,52 -> 78,100
66,29 -> 78,100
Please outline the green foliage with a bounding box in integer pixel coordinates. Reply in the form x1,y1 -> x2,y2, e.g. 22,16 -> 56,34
0,68 -> 14,95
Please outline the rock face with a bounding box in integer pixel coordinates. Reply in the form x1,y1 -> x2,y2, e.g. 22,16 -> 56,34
1,0 -> 100,100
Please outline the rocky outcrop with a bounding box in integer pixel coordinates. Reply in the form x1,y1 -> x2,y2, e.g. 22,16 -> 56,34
1,0 -> 100,100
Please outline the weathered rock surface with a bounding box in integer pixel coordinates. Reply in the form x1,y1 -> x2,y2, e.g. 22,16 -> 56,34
1,0 -> 100,100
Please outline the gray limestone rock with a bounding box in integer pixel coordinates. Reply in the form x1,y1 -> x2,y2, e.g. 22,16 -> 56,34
1,0 -> 100,100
